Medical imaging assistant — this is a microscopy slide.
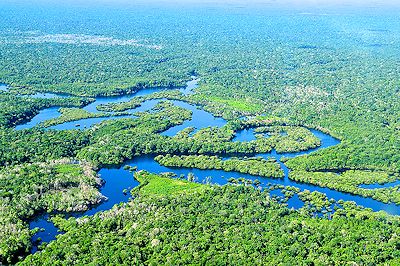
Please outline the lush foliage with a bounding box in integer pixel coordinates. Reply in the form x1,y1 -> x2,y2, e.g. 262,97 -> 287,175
40,108 -> 119,128
155,154 -> 284,178
0,93 -> 91,127
291,170 -> 400,204
20,173 -> 400,265
0,160 -> 103,263
0,129 -> 90,166
0,2 -> 399,264
133,171 -> 206,196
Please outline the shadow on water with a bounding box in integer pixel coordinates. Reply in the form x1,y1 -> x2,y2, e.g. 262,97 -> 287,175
29,215 -> 59,254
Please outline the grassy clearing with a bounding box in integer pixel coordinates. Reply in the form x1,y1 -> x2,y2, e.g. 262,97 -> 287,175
134,171 -> 206,196
207,96 -> 264,112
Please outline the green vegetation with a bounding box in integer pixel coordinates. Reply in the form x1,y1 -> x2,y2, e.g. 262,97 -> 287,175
97,97 -> 143,112
0,129 -> 90,166
190,126 -> 235,143
0,93 -> 92,127
0,6 -> 399,177
201,95 -> 264,113
76,101 -> 193,166
290,170 -> 400,204
0,160 -> 103,263
0,3 -> 399,264
76,109 -> 321,167
252,125 -> 321,153
155,154 -> 284,178
298,190 -> 335,214
133,171 -> 205,196
20,173 -> 400,265
96,90 -> 183,112
40,108 -> 121,128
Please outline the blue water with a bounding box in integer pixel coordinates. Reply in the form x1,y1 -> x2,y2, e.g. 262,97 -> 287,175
30,166 -> 140,250
15,80 -> 199,131
48,114 -> 133,130
161,101 -> 226,137
17,77 -> 400,254
29,215 -> 59,254
269,190 -> 304,210
23,79 -> 207,251
180,77 -> 198,95
359,180 -> 400,189
0,83 -> 8,92
29,92 -> 70,99
232,128 -> 257,142
286,194 -> 305,210
15,107 -> 61,130
48,100 -> 165,130
77,167 -> 140,217
1,1 -> 399,257
125,153 -> 400,216
258,129 -> 341,160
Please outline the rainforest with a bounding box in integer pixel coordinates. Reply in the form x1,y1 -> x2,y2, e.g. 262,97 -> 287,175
0,0 -> 400,265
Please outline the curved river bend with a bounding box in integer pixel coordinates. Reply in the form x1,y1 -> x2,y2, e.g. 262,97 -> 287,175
13,79 -> 400,254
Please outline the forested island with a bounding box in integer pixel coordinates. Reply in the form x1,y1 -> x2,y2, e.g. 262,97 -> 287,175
1,0 -> 400,264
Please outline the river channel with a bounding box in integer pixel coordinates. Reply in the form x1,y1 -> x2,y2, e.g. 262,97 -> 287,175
12,78 -> 400,254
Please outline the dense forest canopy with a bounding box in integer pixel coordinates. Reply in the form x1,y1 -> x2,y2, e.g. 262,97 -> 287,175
0,1 -> 399,264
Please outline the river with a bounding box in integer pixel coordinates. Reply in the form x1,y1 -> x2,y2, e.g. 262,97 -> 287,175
12,78 -> 400,254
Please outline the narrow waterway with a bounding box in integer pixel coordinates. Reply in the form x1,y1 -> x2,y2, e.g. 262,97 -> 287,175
15,78 -> 400,255
15,79 -> 200,131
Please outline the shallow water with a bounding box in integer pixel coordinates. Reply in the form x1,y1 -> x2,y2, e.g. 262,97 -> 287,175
269,190 -> 305,210
180,77 -> 199,95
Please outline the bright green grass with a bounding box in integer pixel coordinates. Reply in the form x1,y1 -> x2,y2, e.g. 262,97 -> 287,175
135,171 -> 206,196
208,96 -> 263,112
55,164 -> 81,176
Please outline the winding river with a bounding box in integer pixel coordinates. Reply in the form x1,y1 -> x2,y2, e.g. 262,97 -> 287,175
12,78 -> 400,254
